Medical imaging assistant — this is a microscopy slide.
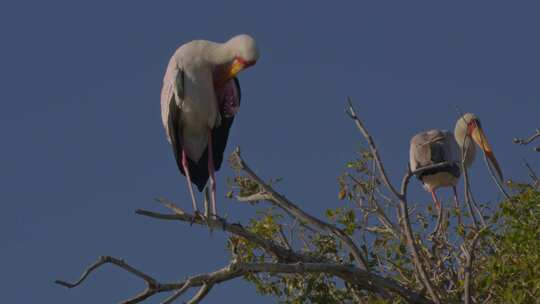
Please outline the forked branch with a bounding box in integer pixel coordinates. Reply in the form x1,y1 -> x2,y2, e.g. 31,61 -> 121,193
346,99 -> 441,304
230,147 -> 369,270
513,129 -> 540,152
56,197 -> 431,303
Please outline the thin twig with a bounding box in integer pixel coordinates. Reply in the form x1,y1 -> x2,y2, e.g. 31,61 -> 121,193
523,159 -> 539,182
54,256 -> 159,288
162,280 -> 193,304
186,283 -> 213,304
230,147 -> 370,271
347,100 -> 441,304
238,262 -> 433,304
135,206 -> 317,264
462,165 -> 480,230
462,230 -> 483,304
513,129 -> 540,152
482,152 -> 511,200
398,169 -> 441,304
56,255 -> 433,304
346,98 -> 401,198
55,256 -> 160,304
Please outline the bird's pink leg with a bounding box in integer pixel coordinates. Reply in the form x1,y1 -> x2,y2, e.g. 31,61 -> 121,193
207,130 -> 217,216
181,149 -> 199,213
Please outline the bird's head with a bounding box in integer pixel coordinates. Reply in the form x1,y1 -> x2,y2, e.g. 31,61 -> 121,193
216,35 -> 259,86
457,113 -> 503,181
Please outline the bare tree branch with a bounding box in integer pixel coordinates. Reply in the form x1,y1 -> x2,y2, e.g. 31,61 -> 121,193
513,129 -> 540,152
237,262 -> 433,304
57,101 -> 515,303
347,100 -> 441,304
162,280 -> 193,304
56,255 -> 433,304
135,203 -> 318,264
461,230 -> 483,304
346,98 -> 401,198
55,256 -> 160,304
482,152 -> 511,200
462,162 -> 481,230
523,159 -> 539,181
56,256 -> 245,304
523,159 -> 540,189
230,147 -> 370,271
186,283 -> 213,304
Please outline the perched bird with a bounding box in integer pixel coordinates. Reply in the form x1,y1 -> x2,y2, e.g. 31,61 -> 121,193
160,34 -> 259,217
409,113 -> 503,210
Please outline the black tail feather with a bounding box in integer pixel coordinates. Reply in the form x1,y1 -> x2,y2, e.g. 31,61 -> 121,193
176,116 -> 235,192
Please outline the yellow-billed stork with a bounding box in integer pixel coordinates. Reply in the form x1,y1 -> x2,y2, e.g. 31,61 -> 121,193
409,113 -> 503,210
160,34 -> 259,217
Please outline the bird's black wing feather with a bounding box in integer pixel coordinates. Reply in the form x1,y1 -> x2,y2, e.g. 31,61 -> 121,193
188,77 -> 242,192
213,77 -> 241,171
167,69 -> 185,177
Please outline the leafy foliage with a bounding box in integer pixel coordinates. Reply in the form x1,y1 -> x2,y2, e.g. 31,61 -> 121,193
227,146 -> 540,303
476,183 -> 540,303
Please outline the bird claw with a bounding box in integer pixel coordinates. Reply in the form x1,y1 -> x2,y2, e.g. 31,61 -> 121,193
190,211 -> 205,225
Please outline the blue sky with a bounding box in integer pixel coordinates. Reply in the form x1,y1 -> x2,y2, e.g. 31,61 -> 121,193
1,1 -> 539,303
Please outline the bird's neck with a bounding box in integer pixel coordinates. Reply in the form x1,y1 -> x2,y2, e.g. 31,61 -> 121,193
205,42 -> 235,66
454,123 -> 476,169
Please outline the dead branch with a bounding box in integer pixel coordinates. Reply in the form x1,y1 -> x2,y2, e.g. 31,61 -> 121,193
482,152 -> 511,200
346,98 -> 401,199
513,129 -> 540,152
238,262 -> 432,304
347,100 -> 441,304
523,159 -> 540,190
57,100 -> 509,303
55,255 -> 244,304
230,147 -> 369,270
461,230 -> 483,304
56,190 -> 436,303
55,256 -> 161,304
523,159 -> 539,182
56,254 -> 433,304
135,202 -> 318,264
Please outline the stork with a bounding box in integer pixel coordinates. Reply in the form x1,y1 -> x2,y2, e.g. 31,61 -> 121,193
160,34 -> 259,217
409,113 -> 503,212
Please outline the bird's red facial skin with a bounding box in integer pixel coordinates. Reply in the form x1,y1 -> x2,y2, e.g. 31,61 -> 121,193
467,120 -> 478,136
235,56 -> 257,68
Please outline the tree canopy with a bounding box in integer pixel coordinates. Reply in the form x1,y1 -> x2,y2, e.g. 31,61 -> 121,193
56,104 -> 539,304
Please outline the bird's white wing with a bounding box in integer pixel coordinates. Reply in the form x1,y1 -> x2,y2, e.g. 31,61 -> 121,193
161,64 -> 184,137
160,62 -> 185,170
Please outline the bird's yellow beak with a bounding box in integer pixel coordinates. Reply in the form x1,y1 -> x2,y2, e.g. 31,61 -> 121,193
471,123 -> 503,181
227,58 -> 245,79
214,58 -> 255,88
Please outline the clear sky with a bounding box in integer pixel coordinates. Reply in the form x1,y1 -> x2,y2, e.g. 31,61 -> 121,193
1,1 -> 539,303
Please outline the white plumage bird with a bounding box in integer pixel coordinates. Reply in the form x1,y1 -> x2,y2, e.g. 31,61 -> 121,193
409,113 -> 503,210
160,34 -> 259,217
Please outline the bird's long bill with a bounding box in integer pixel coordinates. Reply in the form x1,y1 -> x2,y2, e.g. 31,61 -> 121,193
227,58 -> 245,79
471,126 -> 504,181
214,58 -> 246,88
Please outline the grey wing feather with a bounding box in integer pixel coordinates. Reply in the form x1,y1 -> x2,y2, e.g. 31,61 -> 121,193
409,130 -> 459,172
